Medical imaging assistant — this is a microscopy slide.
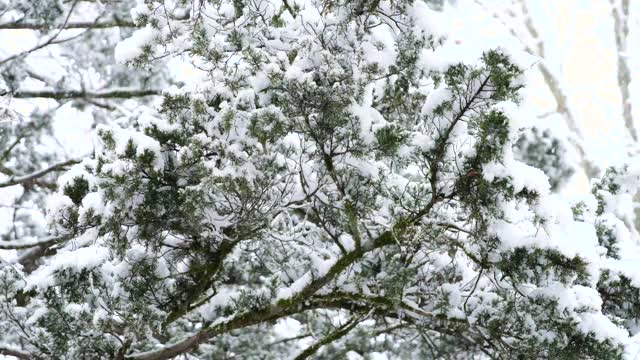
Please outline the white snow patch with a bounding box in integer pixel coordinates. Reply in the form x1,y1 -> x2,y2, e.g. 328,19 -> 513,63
26,244 -> 109,290
115,26 -> 156,64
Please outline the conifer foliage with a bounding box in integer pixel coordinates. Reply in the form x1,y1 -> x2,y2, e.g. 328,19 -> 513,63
2,1 -> 640,359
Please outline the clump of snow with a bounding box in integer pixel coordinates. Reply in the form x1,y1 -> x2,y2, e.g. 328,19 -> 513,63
198,288 -> 241,321
500,216 -> 601,261
528,283 -> 628,344
276,255 -> 336,301
98,125 -> 165,170
114,26 -> 156,64
421,87 -> 452,117
45,192 -> 75,227
418,48 -> 457,73
577,312 -> 629,344
25,307 -> 48,326
137,111 -> 179,133
26,245 -> 110,290
406,1 -> 444,38
276,272 -> 312,300
492,101 -> 522,140
531,284 -> 602,313
130,0 -> 151,22
339,234 -> 356,252
273,317 -> 303,338
56,159 -> 97,189
100,259 -> 131,292
65,302 -> 91,316
341,155 -> 381,180
79,192 -> 105,220
483,158 -> 550,195
350,104 -> 387,145
361,26 -> 396,69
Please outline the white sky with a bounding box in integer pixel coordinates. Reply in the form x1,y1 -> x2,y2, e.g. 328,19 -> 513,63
447,0 -> 640,195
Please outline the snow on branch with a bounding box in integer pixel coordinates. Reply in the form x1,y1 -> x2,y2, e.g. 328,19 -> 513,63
6,89 -> 161,100
0,346 -> 32,360
0,158 -> 81,188
0,234 -> 69,250
0,20 -> 138,30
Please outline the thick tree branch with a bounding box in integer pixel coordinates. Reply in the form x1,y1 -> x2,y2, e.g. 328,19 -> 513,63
0,234 -> 69,250
0,346 -> 32,360
127,196 -> 443,360
18,243 -> 58,273
162,238 -> 240,327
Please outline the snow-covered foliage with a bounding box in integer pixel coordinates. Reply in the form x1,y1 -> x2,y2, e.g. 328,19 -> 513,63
2,1 -> 640,359
514,127 -> 575,191
0,0 -> 169,250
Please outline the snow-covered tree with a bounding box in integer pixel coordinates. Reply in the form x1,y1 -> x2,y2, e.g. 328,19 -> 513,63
2,1 -> 640,359
0,0 -> 169,247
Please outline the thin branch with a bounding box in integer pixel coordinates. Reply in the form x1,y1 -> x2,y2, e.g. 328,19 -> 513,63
0,0 -> 79,66
0,158 -> 81,188
265,333 -> 312,348
282,0 -> 297,17
610,0 -> 636,142
0,20 -> 138,30
6,89 -> 161,100
535,64 -> 599,177
293,314 -> 366,360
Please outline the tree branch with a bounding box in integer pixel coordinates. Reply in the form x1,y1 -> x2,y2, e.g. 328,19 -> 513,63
0,159 -> 81,188
0,346 -> 32,360
126,197 -> 443,360
6,89 -> 161,100
0,0 -> 80,66
293,314 -> 365,360
610,0 -> 636,142
18,243 -> 57,273
0,20 -> 138,30
124,59 -> 466,356
0,234 -> 69,250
